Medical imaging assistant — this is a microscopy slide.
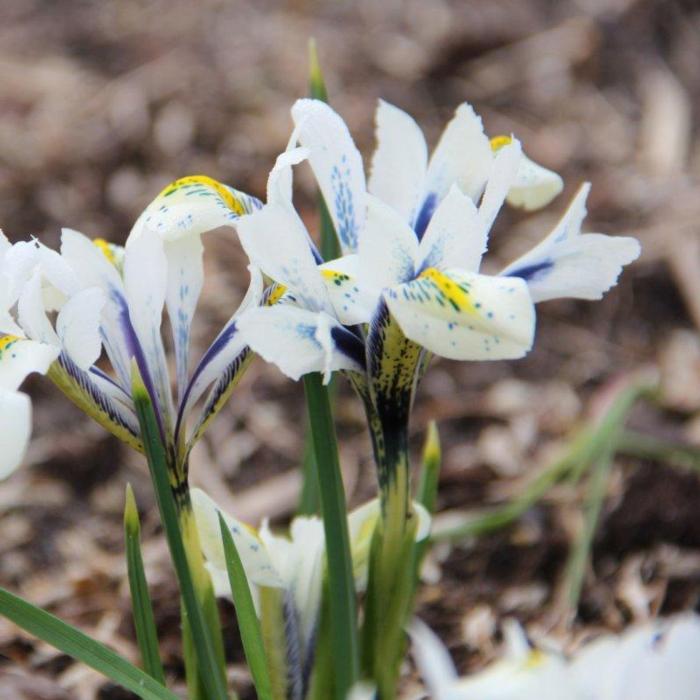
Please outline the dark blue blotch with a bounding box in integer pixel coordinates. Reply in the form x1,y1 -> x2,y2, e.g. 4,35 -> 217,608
505,259 -> 554,282
413,192 -> 438,240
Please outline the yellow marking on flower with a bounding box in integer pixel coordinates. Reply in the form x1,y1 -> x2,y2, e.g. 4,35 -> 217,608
265,283 -> 287,306
159,175 -> 247,216
93,238 -> 117,266
0,334 -> 21,357
418,268 -> 478,315
320,268 -> 351,286
490,135 -> 513,152
524,650 -> 546,669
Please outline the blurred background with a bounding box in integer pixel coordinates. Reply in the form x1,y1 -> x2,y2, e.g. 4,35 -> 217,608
1,0 -> 699,697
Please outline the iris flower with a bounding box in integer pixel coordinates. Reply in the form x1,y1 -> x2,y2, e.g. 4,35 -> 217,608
191,487 -> 429,699
411,614 -> 700,700
0,176 -> 263,485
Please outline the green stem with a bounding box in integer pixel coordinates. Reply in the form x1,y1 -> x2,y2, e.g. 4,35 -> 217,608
303,372 -> 359,699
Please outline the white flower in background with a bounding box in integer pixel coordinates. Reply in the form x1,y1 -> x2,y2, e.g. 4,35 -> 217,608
411,614 -> 700,700
191,487 -> 430,694
0,230 -> 106,477
1,176 -> 263,477
283,99 -> 640,363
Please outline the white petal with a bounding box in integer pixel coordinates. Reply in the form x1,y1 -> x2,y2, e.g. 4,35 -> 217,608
319,254 -> 377,325
506,153 -> 563,211
368,99 -> 428,223
266,146 -> 309,206
237,306 -> 363,382
190,487 -> 283,589
291,99 -> 366,254
56,287 -> 105,370
17,269 -> 59,346
418,185 -> 483,273
130,175 -> 261,243
163,234 -> 204,399
385,268 -> 535,361
0,335 -> 58,391
478,140 -> 522,236
500,184 -> 641,303
237,202 -> 331,313
416,103 -> 493,237
359,196 -> 419,291
124,226 -> 173,422
410,619 -> 459,698
0,388 -> 32,479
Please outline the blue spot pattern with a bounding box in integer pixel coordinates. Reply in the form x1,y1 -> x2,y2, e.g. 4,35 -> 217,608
330,155 -> 357,250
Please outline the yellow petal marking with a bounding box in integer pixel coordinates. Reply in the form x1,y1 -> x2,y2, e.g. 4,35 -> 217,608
417,267 -> 478,316
490,135 -> 513,152
93,238 -> 118,266
0,334 -> 21,358
158,175 -> 247,216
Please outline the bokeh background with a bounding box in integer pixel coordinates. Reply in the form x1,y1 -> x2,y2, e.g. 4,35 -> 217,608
1,0 -> 699,697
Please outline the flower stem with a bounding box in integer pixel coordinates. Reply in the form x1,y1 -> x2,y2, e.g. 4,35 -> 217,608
303,372 -> 359,699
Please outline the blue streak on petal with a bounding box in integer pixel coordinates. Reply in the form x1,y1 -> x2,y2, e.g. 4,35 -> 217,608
413,192 -> 438,240
330,325 -> 366,370
330,155 -> 357,251
504,259 -> 554,282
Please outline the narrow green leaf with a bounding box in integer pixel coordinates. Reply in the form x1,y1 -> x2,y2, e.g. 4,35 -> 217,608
308,38 -> 329,103
303,372 -> 359,699
124,484 -> 166,684
131,365 -> 230,700
298,435 -> 320,515
0,587 -> 178,700
218,513 -> 273,700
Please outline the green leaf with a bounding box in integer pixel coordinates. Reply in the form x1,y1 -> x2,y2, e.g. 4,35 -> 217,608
131,365 -> 230,700
124,484 -> 166,684
303,372 -> 359,699
0,587 -> 178,700
218,513 -> 274,700
308,38 -> 329,103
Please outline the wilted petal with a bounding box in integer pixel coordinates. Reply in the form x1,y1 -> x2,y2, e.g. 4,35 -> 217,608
368,99 -> 428,224
191,488 -> 283,589
237,305 -> 364,383
418,185 -> 483,274
500,184 -> 641,302
385,268 -> 535,361
416,103 -> 492,237
359,196 -> 419,292
291,99 -> 366,254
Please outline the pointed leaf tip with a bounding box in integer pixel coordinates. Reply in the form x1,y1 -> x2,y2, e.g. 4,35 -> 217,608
124,483 -> 141,536
308,38 -> 328,103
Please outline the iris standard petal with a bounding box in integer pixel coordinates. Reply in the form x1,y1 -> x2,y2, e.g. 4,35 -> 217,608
500,183 -> 641,303
359,195 -> 419,292
477,140 -> 522,236
291,99 -> 366,254
55,287 -> 105,370
418,185 -> 483,274
368,99 -> 428,224
385,268 -> 535,361
237,201 -> 332,313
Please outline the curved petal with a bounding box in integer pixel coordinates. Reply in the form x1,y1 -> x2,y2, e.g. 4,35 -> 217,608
0,388 -> 32,479
385,268 -> 535,361
319,254 -> 378,325
191,487 -> 283,589
368,99 -> 428,223
237,306 -> 364,383
359,196 -> 419,291
17,269 -> 59,346
418,185 -> 483,274
130,175 -> 262,243
409,619 -> 459,698
500,184 -> 641,302
416,103 -> 493,237
291,99 -> 366,254
124,227 -> 173,426
237,202 -> 331,313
